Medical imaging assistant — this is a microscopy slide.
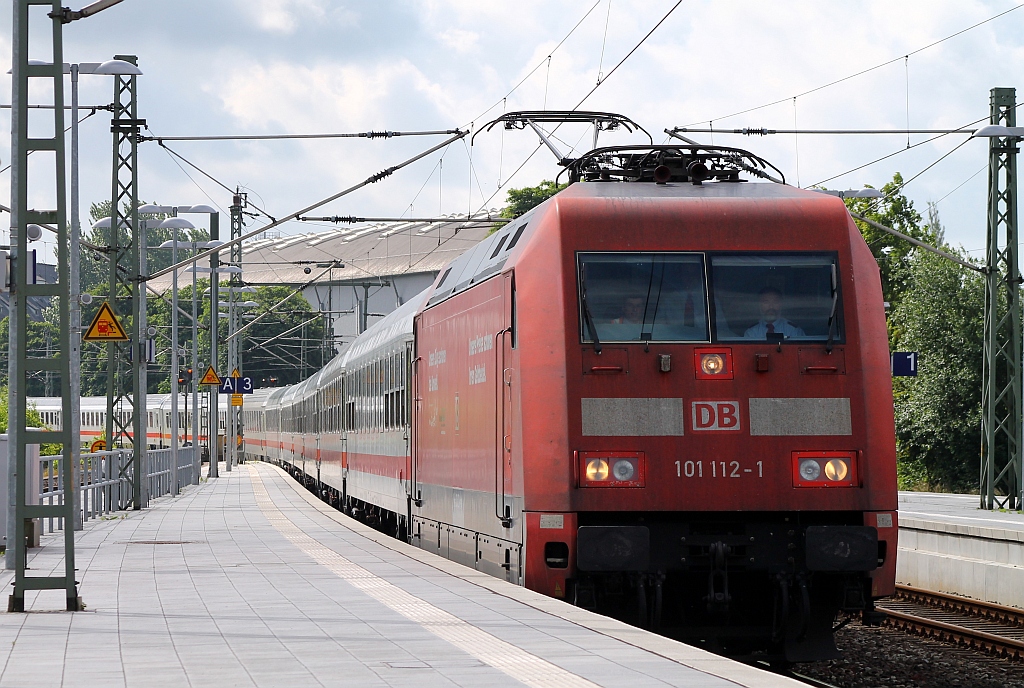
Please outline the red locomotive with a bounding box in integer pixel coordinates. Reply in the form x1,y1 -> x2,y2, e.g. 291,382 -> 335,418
247,141 -> 897,663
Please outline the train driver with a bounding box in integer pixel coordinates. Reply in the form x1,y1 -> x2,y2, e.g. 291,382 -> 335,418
744,287 -> 805,339
611,295 -> 646,324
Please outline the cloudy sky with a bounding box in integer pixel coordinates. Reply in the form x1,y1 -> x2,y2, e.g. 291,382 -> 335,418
2,0 -> 1023,262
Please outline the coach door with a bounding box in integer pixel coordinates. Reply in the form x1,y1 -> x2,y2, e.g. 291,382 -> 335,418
495,272 -> 516,529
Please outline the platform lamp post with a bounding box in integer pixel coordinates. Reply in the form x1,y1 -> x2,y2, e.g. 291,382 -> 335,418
192,264 -> 241,477
68,58 -> 141,528
145,211 -> 192,491
142,204 -> 220,485
178,207 -> 221,476
973,95 -> 1023,510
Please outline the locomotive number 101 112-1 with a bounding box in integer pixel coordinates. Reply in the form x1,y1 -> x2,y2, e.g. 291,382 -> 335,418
675,459 -> 764,478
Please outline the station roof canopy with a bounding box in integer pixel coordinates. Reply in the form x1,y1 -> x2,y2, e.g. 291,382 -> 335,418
148,212 -> 501,291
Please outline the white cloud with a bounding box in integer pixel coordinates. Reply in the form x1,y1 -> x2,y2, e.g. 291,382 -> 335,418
249,0 -> 328,34
0,0 -> 1019,254
438,28 -> 480,54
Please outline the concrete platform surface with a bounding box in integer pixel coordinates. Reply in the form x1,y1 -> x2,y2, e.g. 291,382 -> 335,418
899,491 -> 1024,533
0,462 -> 800,688
898,491 -> 1024,609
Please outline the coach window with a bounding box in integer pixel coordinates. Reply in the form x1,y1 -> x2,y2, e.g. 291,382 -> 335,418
577,253 -> 709,343
710,253 -> 842,343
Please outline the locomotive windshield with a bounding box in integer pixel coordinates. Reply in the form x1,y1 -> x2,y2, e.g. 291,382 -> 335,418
710,254 -> 841,342
577,252 -> 842,344
577,253 -> 709,343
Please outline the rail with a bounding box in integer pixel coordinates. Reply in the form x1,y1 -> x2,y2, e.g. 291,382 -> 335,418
878,584 -> 1024,661
37,446 -> 198,533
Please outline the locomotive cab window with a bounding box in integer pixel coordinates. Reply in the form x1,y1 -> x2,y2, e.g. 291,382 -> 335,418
577,252 -> 709,343
710,253 -> 842,343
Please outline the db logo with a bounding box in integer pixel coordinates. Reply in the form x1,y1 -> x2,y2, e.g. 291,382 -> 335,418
691,401 -> 741,431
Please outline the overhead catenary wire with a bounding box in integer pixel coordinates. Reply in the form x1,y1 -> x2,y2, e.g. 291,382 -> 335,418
225,265 -> 338,343
149,130 -> 468,281
298,215 -> 509,224
680,2 -> 1024,127
850,212 -> 983,274
809,112 -> 991,188
408,3 -> 682,274
465,0 -> 603,127
157,141 -> 276,222
140,129 -> 462,143
249,314 -> 322,352
669,127 -> 981,136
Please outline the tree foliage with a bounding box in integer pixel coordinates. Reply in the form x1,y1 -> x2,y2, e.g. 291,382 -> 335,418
0,387 -> 61,454
500,180 -> 568,219
888,247 -> 984,491
844,175 -> 982,491
844,173 -> 938,312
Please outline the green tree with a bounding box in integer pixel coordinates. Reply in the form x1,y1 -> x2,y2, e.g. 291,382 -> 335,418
239,286 -> 325,387
500,180 -> 568,219
78,201 -> 211,396
844,173 -> 938,312
889,245 -> 984,491
0,386 -> 62,454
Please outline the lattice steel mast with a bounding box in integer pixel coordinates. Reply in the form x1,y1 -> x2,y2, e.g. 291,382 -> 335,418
981,87 -> 1021,510
227,191 -> 245,468
104,55 -> 147,508
7,0 -> 78,612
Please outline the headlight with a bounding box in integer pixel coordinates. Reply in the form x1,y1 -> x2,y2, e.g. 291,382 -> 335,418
694,348 -> 733,379
792,451 -> 857,487
585,458 -> 609,481
824,458 -> 849,481
799,459 -> 822,481
700,353 -> 725,375
579,452 -> 645,487
612,459 -> 636,481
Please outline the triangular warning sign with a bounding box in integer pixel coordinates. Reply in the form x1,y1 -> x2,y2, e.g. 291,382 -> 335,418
83,301 -> 128,342
199,366 -> 221,386
231,368 -> 241,378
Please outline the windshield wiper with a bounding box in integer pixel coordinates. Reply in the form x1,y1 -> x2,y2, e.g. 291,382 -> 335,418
825,264 -> 838,353
580,263 -> 602,354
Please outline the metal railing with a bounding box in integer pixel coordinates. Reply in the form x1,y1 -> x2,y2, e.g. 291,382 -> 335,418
37,446 -> 197,533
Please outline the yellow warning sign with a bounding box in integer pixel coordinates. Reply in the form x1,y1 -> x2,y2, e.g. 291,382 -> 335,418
89,439 -> 105,453
83,301 -> 128,342
231,368 -> 241,378
199,366 -> 221,386
231,393 -> 243,407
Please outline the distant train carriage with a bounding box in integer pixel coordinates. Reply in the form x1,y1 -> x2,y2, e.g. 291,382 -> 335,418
244,144 -> 898,663
28,394 -> 227,450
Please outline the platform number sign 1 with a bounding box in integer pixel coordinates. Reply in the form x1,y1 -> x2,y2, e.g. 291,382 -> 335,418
891,352 -> 918,377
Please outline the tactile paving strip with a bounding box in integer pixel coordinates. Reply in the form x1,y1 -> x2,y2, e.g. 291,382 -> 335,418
248,466 -> 600,688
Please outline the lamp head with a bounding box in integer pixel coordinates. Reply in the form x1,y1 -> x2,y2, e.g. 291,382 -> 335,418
973,125 -> 1024,138
159,217 -> 196,230
182,204 -> 217,214
92,59 -> 142,76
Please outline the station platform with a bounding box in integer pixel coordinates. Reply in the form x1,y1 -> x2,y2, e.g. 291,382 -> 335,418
898,491 -> 1024,609
0,462 -> 799,687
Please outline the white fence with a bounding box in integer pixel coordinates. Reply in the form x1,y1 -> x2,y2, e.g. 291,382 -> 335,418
37,446 -> 198,534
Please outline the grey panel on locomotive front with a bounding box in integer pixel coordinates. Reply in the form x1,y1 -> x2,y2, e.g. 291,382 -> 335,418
581,398 -> 685,436
748,397 -> 852,436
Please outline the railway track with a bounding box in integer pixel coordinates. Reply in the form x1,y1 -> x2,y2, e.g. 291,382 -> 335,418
878,584 -> 1024,661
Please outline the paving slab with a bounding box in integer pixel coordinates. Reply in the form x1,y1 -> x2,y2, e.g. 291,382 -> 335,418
0,462 -> 801,688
